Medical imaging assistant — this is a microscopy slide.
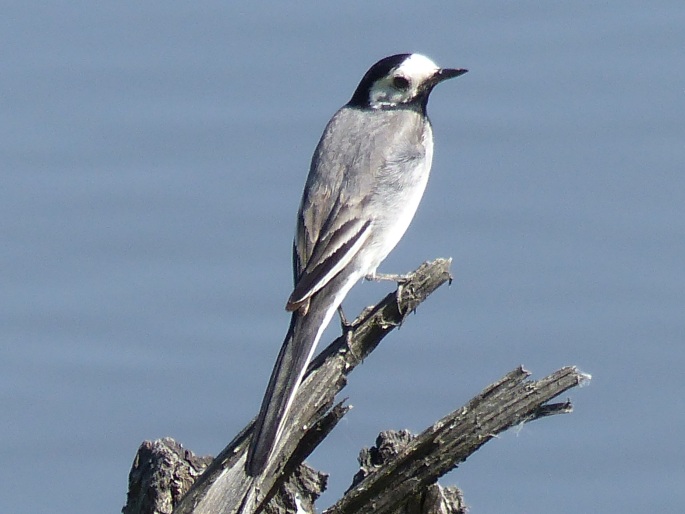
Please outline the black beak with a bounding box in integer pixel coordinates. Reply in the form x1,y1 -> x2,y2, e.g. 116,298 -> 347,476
436,68 -> 468,82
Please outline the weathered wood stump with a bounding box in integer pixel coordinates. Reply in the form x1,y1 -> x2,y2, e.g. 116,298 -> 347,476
122,259 -> 590,514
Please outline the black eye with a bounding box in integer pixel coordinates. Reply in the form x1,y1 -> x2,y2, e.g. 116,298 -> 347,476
392,76 -> 410,90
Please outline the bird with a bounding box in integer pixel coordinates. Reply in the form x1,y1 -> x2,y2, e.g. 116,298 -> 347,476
246,53 -> 467,476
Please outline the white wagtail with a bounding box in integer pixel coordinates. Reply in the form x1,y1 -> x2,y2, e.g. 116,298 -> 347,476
246,53 -> 467,476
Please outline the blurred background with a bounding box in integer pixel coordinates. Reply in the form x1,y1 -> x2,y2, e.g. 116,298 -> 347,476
2,1 -> 684,512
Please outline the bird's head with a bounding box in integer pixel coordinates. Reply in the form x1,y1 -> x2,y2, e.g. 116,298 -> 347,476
348,53 -> 467,111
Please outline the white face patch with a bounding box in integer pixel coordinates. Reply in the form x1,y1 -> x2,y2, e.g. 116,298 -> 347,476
368,53 -> 440,108
397,54 -> 440,82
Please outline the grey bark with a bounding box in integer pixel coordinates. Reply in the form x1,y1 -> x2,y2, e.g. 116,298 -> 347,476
122,258 -> 590,514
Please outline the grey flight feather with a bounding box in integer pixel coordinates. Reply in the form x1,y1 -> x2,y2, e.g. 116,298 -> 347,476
289,107 -> 430,310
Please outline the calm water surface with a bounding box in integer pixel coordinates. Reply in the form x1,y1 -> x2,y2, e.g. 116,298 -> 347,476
2,2 -> 684,512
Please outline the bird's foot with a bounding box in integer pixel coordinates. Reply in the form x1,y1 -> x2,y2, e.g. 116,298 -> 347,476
338,304 -> 365,362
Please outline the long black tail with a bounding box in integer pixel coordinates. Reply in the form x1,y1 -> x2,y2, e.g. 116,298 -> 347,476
245,296 -> 333,476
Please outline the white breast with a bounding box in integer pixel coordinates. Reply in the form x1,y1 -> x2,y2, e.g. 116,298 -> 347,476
362,123 -> 434,275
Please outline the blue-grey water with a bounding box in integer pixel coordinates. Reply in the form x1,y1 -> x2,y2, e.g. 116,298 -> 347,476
2,2 -> 684,513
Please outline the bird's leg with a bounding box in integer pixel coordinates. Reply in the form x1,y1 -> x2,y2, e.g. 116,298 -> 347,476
364,271 -> 411,283
337,305 -> 353,331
